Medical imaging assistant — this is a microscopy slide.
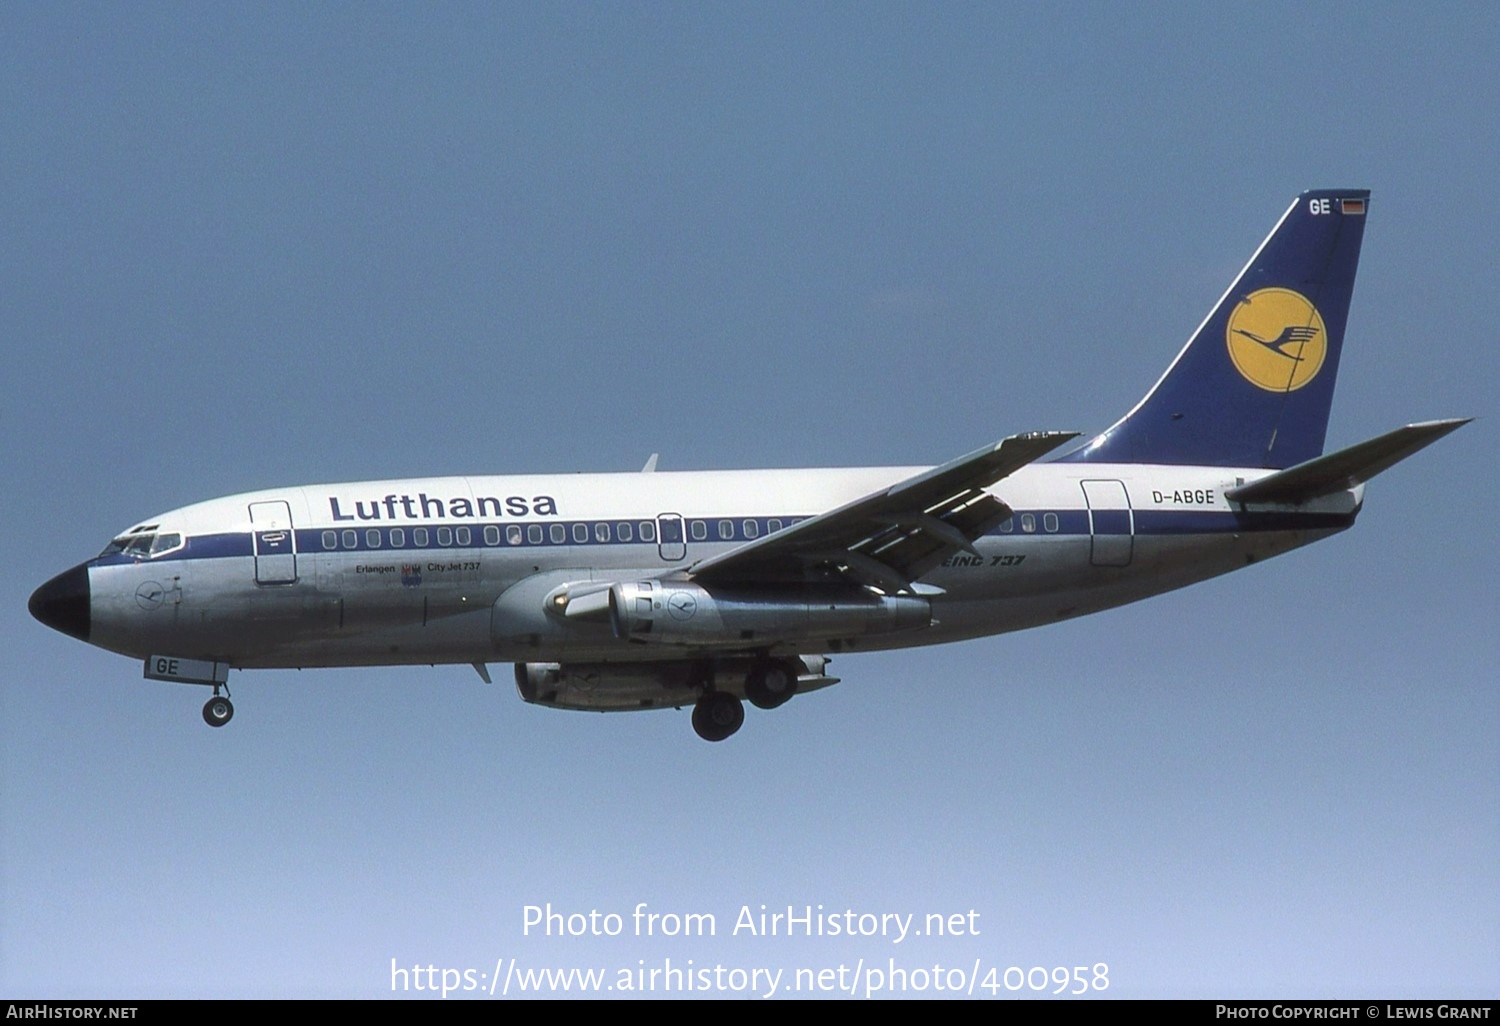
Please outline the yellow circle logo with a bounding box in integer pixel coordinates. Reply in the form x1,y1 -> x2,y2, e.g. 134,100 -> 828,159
1225,287 -> 1327,391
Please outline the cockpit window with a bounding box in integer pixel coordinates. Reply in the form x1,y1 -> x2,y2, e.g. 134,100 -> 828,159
100,530 -> 185,559
150,533 -> 183,555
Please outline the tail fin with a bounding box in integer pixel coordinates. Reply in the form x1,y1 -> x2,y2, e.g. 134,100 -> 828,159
1064,189 -> 1369,468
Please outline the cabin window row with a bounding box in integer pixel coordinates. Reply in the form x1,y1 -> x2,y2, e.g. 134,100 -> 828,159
319,517 -> 799,552
998,512 -> 1061,534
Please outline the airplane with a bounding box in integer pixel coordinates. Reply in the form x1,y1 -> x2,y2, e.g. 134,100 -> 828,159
29,188 -> 1469,741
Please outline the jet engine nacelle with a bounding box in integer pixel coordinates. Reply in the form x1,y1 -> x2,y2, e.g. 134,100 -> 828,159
607,580 -> 930,646
514,654 -> 837,712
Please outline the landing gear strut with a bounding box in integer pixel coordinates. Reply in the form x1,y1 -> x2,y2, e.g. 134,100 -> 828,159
691,691 -> 744,742
202,685 -> 234,728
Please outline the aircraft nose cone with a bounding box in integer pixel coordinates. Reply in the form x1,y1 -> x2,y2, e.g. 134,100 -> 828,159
29,563 -> 91,642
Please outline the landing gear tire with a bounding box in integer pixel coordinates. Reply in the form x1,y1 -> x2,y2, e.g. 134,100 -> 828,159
692,692 -> 744,742
203,696 -> 234,728
745,660 -> 798,710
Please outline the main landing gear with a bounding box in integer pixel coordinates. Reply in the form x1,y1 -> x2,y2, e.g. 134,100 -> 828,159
202,685 -> 234,728
690,658 -> 800,742
744,660 -> 796,710
692,691 -> 744,743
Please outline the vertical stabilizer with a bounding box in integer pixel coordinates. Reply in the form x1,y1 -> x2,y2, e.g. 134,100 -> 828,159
1064,189 -> 1369,468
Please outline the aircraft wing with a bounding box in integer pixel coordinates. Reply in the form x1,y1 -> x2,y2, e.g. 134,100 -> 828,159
688,431 -> 1079,592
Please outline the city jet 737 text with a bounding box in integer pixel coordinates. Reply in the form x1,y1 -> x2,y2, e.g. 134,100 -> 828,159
30,189 -> 1468,740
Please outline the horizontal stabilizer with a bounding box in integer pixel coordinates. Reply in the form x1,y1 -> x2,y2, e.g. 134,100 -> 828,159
1225,418 -> 1470,505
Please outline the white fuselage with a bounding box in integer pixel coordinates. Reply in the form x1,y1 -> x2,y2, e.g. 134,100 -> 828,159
83,460 -> 1358,670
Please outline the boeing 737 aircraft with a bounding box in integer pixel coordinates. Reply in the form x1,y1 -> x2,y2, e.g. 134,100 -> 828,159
30,189 -> 1468,740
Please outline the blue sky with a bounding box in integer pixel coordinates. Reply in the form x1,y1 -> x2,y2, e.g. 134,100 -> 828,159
3,2 -> 1495,999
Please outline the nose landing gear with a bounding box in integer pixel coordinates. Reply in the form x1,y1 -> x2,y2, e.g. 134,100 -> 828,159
202,685 -> 234,728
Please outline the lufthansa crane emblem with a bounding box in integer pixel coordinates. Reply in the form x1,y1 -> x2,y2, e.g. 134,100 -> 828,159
135,581 -> 166,610
1225,287 -> 1327,392
666,591 -> 698,621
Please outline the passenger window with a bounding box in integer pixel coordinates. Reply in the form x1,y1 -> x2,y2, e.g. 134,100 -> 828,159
618,522 -> 633,542
323,531 -> 337,550
413,527 -> 429,547
639,521 -> 655,542
366,529 -> 381,548
527,524 -> 543,544
595,522 -> 611,543
744,520 -> 759,539
1021,514 -> 1036,533
1043,512 -> 1059,533
342,530 -> 358,549
768,519 -> 782,533
549,524 -> 566,544
718,519 -> 733,540
573,523 -> 589,543
507,525 -> 523,545
390,528 -> 405,547
484,526 -> 500,546
999,516 -> 1013,534
690,520 -> 707,541
455,526 -> 471,546
437,527 -> 453,546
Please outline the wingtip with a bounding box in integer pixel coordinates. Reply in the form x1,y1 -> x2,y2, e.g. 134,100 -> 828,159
1002,429 -> 1083,444
1000,430 -> 1084,455
1406,417 -> 1473,433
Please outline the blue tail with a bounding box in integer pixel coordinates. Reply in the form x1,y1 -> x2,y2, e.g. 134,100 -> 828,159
1063,189 -> 1369,469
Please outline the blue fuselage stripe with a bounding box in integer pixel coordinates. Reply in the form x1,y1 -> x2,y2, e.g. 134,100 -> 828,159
89,507 -> 1354,569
